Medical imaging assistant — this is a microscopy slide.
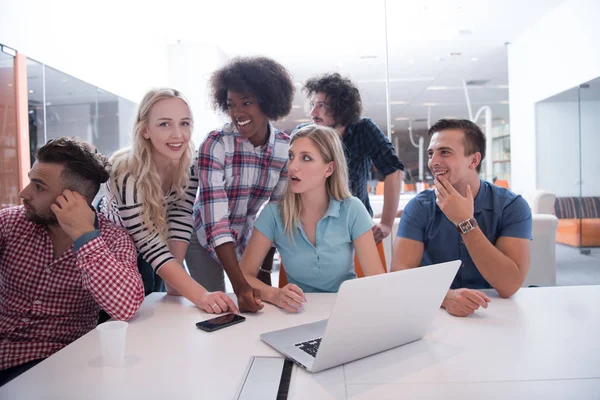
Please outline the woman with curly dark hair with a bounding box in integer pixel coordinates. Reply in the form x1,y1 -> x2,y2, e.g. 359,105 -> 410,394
185,56 -> 294,313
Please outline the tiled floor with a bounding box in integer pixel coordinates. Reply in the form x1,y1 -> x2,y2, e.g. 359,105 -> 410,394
556,244 -> 600,286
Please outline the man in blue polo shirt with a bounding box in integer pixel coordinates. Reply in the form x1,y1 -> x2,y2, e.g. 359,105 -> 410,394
391,119 -> 531,317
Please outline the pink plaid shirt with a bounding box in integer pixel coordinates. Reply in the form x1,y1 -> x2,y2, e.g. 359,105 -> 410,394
0,206 -> 144,370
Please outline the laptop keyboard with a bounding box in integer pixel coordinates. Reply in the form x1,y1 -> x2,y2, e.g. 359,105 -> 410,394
295,338 -> 322,357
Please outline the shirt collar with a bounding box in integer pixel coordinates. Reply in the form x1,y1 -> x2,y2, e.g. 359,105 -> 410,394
323,197 -> 342,218
225,121 -> 276,149
342,123 -> 354,140
474,179 -> 494,213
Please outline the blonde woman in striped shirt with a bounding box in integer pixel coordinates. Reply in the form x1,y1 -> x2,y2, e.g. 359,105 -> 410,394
99,88 -> 237,314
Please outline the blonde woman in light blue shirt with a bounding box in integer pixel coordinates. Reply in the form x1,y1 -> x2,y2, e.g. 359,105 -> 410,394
240,125 -> 384,312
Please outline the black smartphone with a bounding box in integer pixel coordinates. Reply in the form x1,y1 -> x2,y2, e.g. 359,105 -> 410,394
196,313 -> 246,332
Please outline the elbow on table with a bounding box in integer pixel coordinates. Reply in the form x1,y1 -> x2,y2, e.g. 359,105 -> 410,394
496,283 -> 521,299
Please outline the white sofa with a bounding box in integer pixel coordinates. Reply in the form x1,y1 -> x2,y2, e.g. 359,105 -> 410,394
524,214 -> 559,287
523,190 -> 556,214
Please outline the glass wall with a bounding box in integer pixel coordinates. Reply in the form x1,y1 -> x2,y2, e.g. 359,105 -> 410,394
26,59 -> 137,160
536,76 -> 600,255
0,48 -> 19,208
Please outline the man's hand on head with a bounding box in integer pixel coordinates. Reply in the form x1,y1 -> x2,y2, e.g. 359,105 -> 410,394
51,190 -> 96,241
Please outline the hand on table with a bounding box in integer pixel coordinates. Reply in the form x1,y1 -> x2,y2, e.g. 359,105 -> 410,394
274,284 -> 306,313
236,287 -> 264,313
442,288 -> 491,317
198,291 -> 239,314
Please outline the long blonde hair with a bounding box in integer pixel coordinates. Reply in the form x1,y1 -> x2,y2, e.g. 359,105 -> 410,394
282,125 -> 352,236
109,88 -> 194,242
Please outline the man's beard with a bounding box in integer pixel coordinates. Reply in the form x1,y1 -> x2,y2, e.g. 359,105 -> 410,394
23,203 -> 58,226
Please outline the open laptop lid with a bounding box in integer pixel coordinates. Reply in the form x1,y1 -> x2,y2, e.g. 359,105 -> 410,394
311,260 -> 461,372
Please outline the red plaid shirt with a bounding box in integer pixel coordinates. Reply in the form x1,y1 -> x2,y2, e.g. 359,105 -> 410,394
0,206 -> 144,370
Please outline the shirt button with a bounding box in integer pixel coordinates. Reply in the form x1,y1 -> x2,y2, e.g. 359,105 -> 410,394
22,318 -> 30,323
34,300 -> 41,305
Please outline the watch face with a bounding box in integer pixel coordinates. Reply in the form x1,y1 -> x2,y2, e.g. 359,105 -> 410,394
458,218 -> 476,234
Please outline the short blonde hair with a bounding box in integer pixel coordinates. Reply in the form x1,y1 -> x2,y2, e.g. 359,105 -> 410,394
109,88 -> 194,242
281,125 -> 352,236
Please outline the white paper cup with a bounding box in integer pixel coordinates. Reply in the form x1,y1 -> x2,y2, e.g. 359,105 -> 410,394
96,321 -> 128,367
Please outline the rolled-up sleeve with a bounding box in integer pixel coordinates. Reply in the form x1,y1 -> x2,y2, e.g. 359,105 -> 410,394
196,132 -> 237,249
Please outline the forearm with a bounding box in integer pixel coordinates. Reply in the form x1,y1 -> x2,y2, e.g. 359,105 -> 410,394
215,242 -> 251,293
76,238 -> 144,321
166,239 -> 189,295
244,273 -> 279,303
462,228 -> 522,297
157,260 -> 207,304
381,170 -> 403,227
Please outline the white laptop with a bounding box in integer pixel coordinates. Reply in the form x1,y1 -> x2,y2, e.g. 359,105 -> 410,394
260,260 -> 460,373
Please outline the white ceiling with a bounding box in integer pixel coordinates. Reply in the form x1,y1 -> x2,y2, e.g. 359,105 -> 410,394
12,0 -> 566,172
166,0 -> 564,170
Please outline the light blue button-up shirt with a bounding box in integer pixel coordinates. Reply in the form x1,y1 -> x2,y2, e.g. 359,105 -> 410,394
253,196 -> 373,293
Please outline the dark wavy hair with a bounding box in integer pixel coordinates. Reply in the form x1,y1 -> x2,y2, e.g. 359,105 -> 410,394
209,56 -> 294,120
302,73 -> 362,127
428,119 -> 486,173
36,137 -> 111,202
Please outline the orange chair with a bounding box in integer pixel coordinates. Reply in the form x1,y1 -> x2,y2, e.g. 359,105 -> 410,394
403,183 -> 416,192
278,241 -> 387,288
375,182 -> 385,195
495,179 -> 510,189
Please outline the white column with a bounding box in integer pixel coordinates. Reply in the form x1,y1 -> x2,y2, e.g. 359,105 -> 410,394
168,43 -> 229,147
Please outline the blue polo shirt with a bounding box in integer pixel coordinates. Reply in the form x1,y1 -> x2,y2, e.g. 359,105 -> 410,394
397,180 -> 532,289
253,196 -> 373,293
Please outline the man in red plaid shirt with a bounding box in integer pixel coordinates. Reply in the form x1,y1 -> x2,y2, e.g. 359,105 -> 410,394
0,137 -> 144,386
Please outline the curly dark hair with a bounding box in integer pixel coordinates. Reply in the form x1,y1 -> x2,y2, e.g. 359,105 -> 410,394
36,137 -> 111,202
209,56 -> 294,120
302,73 -> 362,127
428,119 -> 486,173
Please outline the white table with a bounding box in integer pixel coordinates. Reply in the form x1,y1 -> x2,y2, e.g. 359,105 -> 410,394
2,286 -> 600,399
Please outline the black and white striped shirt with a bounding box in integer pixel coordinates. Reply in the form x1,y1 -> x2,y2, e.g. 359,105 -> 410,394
98,163 -> 199,272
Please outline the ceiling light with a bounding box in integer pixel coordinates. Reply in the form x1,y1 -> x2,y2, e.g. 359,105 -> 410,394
500,100 -> 510,104
390,101 -> 408,105
427,86 -> 449,90
294,118 -> 311,123
449,52 -> 462,57
28,90 -> 34,93
394,117 -> 409,121
423,102 -> 437,106
359,55 -> 378,59
471,57 -> 478,61
444,116 -> 457,119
